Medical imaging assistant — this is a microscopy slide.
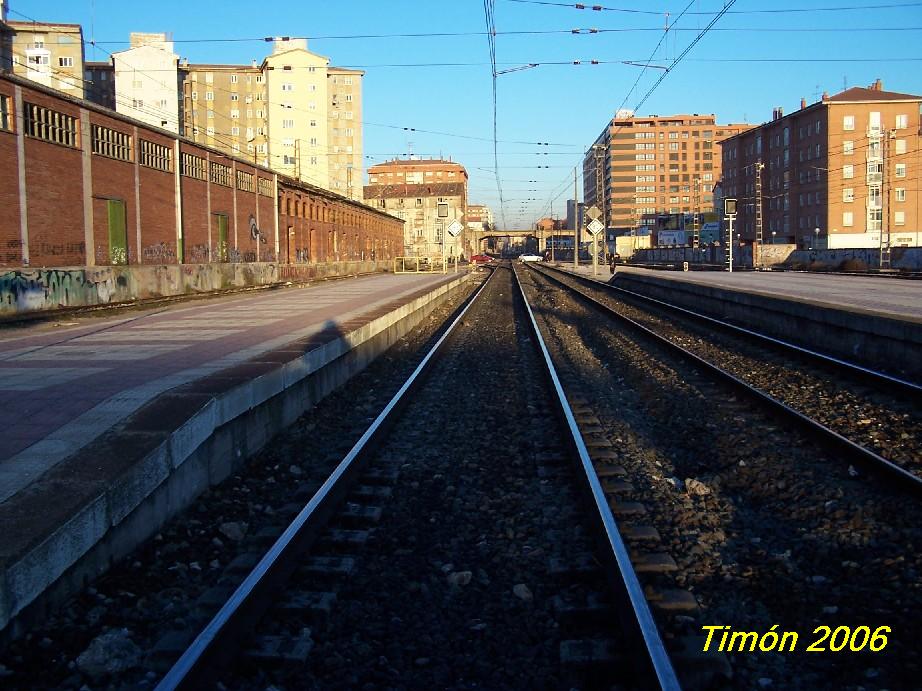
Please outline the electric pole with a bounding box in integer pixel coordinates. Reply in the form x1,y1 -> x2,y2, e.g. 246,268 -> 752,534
754,161 -> 765,268
881,130 -> 895,270
573,166 -> 579,271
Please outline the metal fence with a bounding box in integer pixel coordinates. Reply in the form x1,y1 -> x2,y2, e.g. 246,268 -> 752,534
393,256 -> 461,274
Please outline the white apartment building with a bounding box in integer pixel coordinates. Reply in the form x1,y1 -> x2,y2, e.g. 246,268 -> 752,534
112,33 -> 180,133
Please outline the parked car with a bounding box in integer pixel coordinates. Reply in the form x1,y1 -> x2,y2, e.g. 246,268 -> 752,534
470,254 -> 495,264
518,254 -> 544,263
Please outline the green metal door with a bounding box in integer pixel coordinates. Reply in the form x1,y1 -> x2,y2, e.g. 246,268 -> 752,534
107,199 -> 128,265
214,213 -> 228,262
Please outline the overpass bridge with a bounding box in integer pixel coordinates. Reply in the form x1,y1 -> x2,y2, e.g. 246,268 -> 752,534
475,229 -> 577,256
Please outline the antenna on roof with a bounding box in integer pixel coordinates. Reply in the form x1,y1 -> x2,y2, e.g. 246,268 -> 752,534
407,140 -> 414,159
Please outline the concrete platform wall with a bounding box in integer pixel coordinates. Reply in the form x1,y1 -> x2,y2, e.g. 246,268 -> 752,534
0,273 -> 470,638
0,261 -> 390,316
612,272 -> 922,381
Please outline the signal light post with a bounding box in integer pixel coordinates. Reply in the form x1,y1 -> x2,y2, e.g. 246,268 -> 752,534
724,198 -> 737,273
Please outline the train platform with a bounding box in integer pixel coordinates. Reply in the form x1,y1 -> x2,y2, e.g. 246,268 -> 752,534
0,269 -> 469,634
550,262 -> 922,381
560,263 -> 922,322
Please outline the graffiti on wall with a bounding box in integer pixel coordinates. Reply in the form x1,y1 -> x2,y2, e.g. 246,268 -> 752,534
0,267 -> 123,314
142,242 -> 177,264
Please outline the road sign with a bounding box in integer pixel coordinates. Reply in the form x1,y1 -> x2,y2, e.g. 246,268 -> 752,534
447,220 -> 464,237
587,219 -> 604,235
586,205 -> 602,221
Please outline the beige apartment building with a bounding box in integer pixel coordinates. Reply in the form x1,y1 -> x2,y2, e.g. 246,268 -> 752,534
181,62 -> 267,164
720,80 -> 921,250
364,158 -> 469,257
328,67 -> 363,199
584,110 -> 750,233
3,20 -> 85,98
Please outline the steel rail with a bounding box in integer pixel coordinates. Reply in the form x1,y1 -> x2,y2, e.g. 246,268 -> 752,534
547,264 -> 922,400
512,265 -> 681,690
531,265 -> 922,496
156,269 -> 496,691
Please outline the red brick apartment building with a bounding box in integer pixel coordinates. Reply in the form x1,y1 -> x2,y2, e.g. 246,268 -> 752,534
719,80 -> 921,250
584,112 -> 750,232
0,73 -> 402,270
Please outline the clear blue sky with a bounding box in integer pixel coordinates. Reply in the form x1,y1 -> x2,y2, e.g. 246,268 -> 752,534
10,0 -> 922,227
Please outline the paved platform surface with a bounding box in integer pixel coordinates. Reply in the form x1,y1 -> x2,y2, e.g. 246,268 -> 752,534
0,272 -> 457,505
556,263 -> 922,322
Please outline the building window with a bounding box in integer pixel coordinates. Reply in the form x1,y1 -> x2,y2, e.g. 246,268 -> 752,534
895,211 -> 905,226
205,92 -> 214,101
205,72 -> 214,83
896,188 -> 906,202
282,119 -> 294,128
191,92 -> 197,101
843,140 -> 854,155
896,163 -> 906,178
843,164 -> 854,179
138,139 -> 172,172
230,94 -> 239,101
0,95 -> 11,132
230,74 -> 238,83
842,188 -> 854,203
231,126 -> 240,136
282,83 -> 294,92
210,161 -> 231,186
843,115 -> 855,131
415,198 -> 423,207
132,99 -> 144,109
283,155 -> 296,165
58,56 -> 74,67
180,152 -> 207,180
842,211 -> 853,227
236,170 -> 255,192
24,102 -> 78,147
895,140 -> 907,155
206,126 -> 215,136
230,109 -> 240,119
895,114 -> 908,129
258,177 -> 273,197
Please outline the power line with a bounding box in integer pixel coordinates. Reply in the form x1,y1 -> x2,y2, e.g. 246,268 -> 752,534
503,0 -> 922,14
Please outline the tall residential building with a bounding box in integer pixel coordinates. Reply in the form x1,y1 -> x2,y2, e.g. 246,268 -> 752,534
15,22 -> 365,200
5,20 -> 84,97
113,33 -> 180,133
181,61 -> 267,164
328,67 -> 364,199
719,80 -> 921,249
584,111 -> 750,233
363,158 -> 469,257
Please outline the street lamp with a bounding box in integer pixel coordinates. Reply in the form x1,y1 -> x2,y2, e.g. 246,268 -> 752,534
814,227 -> 820,250
772,231 -> 777,245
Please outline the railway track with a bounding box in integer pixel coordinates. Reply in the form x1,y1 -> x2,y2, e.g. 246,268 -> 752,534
147,264 -> 679,689
535,264 -> 922,491
518,263 -> 922,689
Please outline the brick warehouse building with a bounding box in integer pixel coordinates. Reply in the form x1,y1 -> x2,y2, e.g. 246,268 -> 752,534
0,73 -> 402,293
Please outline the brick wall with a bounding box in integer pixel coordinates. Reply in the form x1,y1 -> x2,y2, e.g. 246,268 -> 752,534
0,73 -> 403,271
